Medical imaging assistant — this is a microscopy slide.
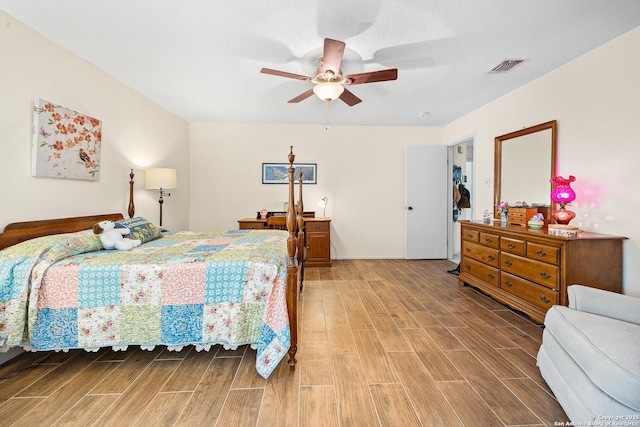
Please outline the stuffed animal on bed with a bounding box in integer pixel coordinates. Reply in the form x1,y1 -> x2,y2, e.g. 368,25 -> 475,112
92,220 -> 142,251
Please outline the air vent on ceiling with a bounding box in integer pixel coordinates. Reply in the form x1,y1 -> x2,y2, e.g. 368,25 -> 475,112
488,59 -> 526,74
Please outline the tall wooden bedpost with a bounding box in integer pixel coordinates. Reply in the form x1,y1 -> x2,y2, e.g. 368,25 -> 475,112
286,146 -> 298,369
297,170 -> 304,222
128,169 -> 135,219
297,170 -> 305,292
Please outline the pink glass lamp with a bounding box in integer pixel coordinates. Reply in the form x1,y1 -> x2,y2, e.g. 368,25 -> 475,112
550,175 -> 576,225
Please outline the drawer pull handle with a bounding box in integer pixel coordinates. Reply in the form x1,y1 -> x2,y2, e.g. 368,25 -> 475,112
507,243 -> 515,249
464,264 -> 471,270
504,260 -> 513,266
539,272 -> 551,279
467,233 -> 474,238
487,273 -> 495,279
248,226 -> 255,229
504,281 -> 513,287
539,295 -> 551,303
465,247 -> 471,253
487,255 -> 495,260
485,238 -> 493,243
307,245 -> 310,249
315,225 -> 322,229
535,250 -> 547,257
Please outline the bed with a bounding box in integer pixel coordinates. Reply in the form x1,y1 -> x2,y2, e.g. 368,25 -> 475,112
0,147 -> 304,379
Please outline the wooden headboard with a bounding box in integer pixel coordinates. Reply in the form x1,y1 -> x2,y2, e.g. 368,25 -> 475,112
0,213 -> 125,250
0,169 -> 136,250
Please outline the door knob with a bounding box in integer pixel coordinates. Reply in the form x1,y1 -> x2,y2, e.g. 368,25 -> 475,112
407,206 -> 413,210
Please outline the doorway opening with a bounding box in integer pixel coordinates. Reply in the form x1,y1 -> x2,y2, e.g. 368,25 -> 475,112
448,138 -> 474,264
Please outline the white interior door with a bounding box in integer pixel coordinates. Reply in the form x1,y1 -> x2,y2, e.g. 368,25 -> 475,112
406,145 -> 448,259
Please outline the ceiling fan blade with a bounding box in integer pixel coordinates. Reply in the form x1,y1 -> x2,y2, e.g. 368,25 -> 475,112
369,38 -> 457,69
288,88 -> 315,103
339,88 -> 362,106
346,68 -> 398,85
319,38 -> 346,74
316,0 -> 380,40
260,68 -> 310,81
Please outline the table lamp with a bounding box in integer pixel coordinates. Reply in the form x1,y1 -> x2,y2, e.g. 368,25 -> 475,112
318,196 -> 328,217
145,168 -> 177,226
550,175 -> 576,225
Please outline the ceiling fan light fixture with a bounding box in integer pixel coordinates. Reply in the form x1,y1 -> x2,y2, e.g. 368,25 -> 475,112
313,82 -> 344,102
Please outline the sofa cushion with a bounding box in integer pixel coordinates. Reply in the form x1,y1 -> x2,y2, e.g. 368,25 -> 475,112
538,337 -> 593,421
538,331 -> 640,421
544,305 -> 640,411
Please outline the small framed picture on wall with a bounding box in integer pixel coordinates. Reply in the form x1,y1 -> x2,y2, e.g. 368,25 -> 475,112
262,163 -> 317,184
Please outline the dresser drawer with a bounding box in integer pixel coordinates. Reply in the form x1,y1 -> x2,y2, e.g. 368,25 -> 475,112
463,229 -> 479,243
463,241 -> 500,267
461,257 -> 499,287
501,253 -> 558,289
501,272 -> 558,311
500,237 -> 525,256
526,243 -> 560,265
479,232 -> 500,249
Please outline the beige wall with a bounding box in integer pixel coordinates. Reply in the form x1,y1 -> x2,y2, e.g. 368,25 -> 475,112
189,123 -> 443,259
0,10 -> 190,232
445,26 -> 640,296
3,8 -> 639,296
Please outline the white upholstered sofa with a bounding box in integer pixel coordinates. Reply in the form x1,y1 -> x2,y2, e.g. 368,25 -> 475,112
537,285 -> 640,422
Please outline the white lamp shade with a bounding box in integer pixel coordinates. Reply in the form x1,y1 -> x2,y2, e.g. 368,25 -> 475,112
313,82 -> 344,101
145,168 -> 177,189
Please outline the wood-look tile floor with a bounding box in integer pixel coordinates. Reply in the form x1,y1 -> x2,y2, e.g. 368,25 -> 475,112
0,259 -> 567,426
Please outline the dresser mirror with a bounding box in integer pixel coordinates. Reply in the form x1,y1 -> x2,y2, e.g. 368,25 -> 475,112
494,120 -> 557,218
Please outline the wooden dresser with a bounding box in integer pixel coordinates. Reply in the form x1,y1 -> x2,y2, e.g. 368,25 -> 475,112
459,220 -> 625,323
238,217 -> 332,267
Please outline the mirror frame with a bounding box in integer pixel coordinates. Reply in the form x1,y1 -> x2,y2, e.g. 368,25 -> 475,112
493,120 -> 557,218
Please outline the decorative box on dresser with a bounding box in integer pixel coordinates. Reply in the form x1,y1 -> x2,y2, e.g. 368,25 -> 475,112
458,220 -> 626,324
237,216 -> 332,267
508,206 -> 550,226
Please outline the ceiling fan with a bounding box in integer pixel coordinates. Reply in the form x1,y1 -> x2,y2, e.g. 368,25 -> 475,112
260,38 -> 398,106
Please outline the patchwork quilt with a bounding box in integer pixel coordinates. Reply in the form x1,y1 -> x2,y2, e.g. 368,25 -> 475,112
0,229 -> 291,379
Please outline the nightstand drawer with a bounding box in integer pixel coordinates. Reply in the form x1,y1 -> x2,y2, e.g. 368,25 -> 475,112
238,221 -> 265,230
305,221 -> 330,233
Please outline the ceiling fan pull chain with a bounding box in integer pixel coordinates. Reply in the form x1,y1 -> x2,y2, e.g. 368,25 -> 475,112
325,99 -> 330,130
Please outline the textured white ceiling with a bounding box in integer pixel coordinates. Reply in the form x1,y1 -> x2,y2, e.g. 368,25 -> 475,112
2,0 -> 640,126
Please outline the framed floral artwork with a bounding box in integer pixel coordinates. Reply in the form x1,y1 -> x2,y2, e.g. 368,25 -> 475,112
32,98 -> 102,180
